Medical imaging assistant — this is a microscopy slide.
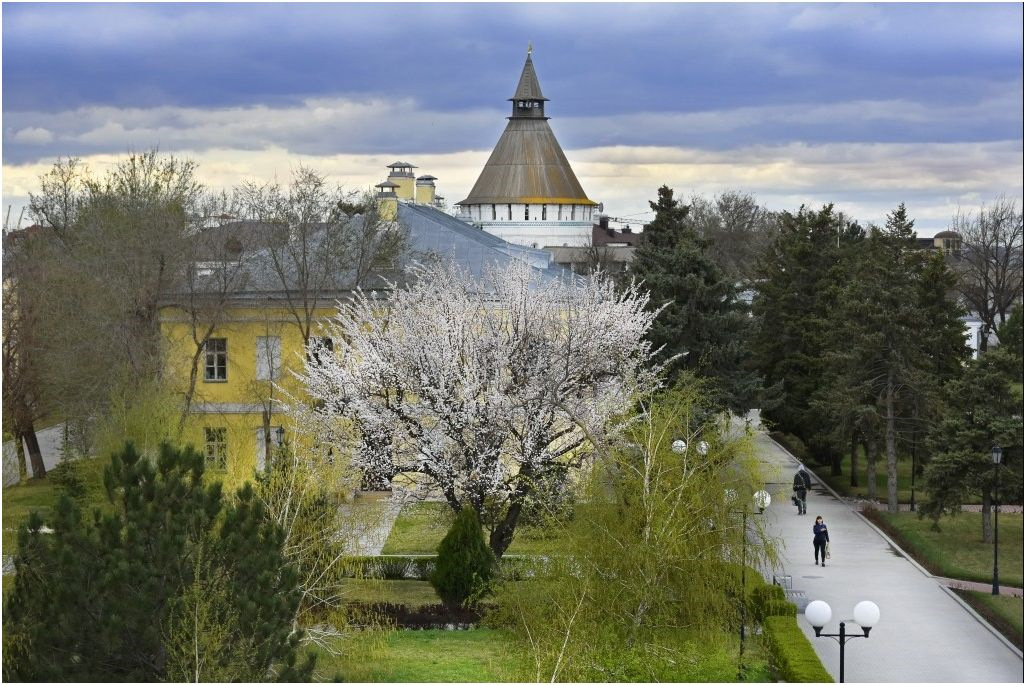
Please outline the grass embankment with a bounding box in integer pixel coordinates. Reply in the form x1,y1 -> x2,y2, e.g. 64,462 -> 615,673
866,510 -> 1024,587
2,457 -> 109,555
313,628 -> 526,682
806,451 -> 930,504
382,502 -> 556,555
954,590 -> 1024,649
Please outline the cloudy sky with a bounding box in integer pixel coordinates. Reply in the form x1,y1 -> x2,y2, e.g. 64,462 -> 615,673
3,2 -> 1023,232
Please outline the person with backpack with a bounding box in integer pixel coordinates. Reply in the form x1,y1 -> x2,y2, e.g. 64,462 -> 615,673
792,465 -> 812,515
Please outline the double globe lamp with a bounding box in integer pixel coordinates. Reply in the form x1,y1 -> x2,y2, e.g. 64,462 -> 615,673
805,599 -> 880,683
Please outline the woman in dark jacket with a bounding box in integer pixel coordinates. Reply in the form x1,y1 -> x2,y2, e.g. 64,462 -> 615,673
813,516 -> 829,566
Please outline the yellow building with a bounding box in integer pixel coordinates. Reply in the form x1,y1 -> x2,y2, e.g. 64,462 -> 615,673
159,165 -> 563,479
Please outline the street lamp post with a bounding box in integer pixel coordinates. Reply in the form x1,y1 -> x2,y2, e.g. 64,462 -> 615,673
805,600 -> 880,683
738,489 -> 771,661
991,445 -> 1002,596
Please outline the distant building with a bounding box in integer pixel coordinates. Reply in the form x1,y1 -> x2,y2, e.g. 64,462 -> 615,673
456,47 -> 599,249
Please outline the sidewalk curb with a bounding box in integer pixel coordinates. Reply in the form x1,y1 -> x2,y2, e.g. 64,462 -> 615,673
938,584 -> 1024,660
765,433 -> 1024,662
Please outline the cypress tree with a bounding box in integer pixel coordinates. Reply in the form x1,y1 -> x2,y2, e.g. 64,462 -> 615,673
430,506 -> 495,607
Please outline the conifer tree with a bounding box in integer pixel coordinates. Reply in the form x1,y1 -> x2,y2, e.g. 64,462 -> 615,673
631,185 -> 760,414
2,442 -> 314,682
923,347 -> 1023,541
430,506 -> 496,607
751,204 -> 854,439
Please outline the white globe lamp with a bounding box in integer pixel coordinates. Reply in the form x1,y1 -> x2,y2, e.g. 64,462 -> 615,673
805,600 -> 832,636
853,600 -> 880,636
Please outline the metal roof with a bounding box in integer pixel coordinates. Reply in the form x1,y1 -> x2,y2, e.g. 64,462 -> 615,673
387,161 -> 417,168
458,118 -> 596,206
511,54 -> 548,102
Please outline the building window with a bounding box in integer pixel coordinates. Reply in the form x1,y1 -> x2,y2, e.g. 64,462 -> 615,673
525,205 -> 530,220
507,204 -> 512,220
558,204 -> 563,221
204,427 -> 227,470
204,338 -> 227,381
256,336 -> 281,380
255,425 -> 285,471
491,204 -> 497,220
571,205 -> 576,220
542,205 -> 547,220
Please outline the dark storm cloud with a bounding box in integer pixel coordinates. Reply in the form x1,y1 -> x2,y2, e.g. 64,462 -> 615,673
3,3 -> 1021,114
1,3 -> 1022,165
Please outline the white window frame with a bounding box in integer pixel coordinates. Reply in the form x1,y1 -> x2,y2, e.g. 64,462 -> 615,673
203,338 -> 227,382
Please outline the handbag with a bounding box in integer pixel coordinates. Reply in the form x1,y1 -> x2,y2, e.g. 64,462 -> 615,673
791,494 -> 799,506
826,542 -> 831,559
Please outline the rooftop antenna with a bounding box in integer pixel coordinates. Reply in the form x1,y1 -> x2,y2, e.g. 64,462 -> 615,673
527,41 -> 532,56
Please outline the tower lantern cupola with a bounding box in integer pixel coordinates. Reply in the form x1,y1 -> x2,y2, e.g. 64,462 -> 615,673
509,44 -> 549,119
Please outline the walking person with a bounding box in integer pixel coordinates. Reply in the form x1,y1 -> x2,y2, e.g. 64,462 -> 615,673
792,465 -> 811,515
813,515 -> 830,566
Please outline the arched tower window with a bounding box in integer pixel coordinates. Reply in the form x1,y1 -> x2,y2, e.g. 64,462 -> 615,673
525,205 -> 530,220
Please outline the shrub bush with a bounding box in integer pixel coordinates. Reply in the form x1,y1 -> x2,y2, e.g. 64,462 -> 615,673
750,583 -> 786,620
763,615 -> 833,682
46,460 -> 87,501
769,431 -> 809,462
430,507 -> 495,606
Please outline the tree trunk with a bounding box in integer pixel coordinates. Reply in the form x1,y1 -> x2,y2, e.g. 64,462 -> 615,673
23,418 -> 46,479
262,408 -> 272,472
849,433 -> 858,488
981,490 -> 993,544
489,500 -> 524,559
11,420 -> 28,483
831,445 -> 842,477
885,372 -> 898,513
866,439 -> 878,501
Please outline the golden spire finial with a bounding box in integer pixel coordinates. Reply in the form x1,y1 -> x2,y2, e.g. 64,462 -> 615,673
527,41 -> 532,56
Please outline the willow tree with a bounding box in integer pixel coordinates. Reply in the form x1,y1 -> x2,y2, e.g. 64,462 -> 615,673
289,259 -> 664,557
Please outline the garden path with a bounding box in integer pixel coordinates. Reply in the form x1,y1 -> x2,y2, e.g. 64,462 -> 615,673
751,419 -> 1024,682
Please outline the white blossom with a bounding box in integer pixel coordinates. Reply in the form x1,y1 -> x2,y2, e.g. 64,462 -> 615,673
286,259 -> 665,554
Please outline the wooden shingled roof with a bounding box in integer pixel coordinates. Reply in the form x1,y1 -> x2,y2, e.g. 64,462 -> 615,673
459,52 -> 595,207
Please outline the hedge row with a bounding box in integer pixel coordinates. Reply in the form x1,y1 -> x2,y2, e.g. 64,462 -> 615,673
745,569 -> 832,682
342,555 -> 540,581
763,616 -> 834,682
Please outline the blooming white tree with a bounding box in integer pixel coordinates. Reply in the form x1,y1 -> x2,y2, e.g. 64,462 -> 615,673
289,259 -> 664,557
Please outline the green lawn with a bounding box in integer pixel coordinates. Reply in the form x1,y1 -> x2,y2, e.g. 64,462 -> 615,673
868,510 -> 1024,587
313,628 -> 527,682
809,451 -> 941,504
340,579 -> 441,607
382,502 -> 556,555
2,457 -> 108,555
2,477 -> 60,555
954,590 -> 1023,649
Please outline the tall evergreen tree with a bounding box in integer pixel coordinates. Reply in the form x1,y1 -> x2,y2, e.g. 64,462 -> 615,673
3,442 -> 314,682
750,204 -> 853,439
923,347 -> 1023,540
631,185 -> 760,413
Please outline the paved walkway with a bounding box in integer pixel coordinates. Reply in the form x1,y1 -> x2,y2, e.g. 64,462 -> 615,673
754,429 -> 1024,682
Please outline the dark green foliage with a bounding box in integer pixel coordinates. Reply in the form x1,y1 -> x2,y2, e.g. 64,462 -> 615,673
430,507 -> 495,606
46,459 -> 88,501
922,347 -> 1024,530
769,432 -> 809,463
631,185 -> 762,413
752,204 -> 858,438
763,616 -> 834,682
2,442 -> 314,682
996,301 -> 1023,363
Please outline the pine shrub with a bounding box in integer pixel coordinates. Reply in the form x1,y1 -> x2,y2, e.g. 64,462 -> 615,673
430,506 -> 495,606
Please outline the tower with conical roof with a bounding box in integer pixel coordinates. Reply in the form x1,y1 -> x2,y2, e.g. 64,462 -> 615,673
457,47 -> 598,248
